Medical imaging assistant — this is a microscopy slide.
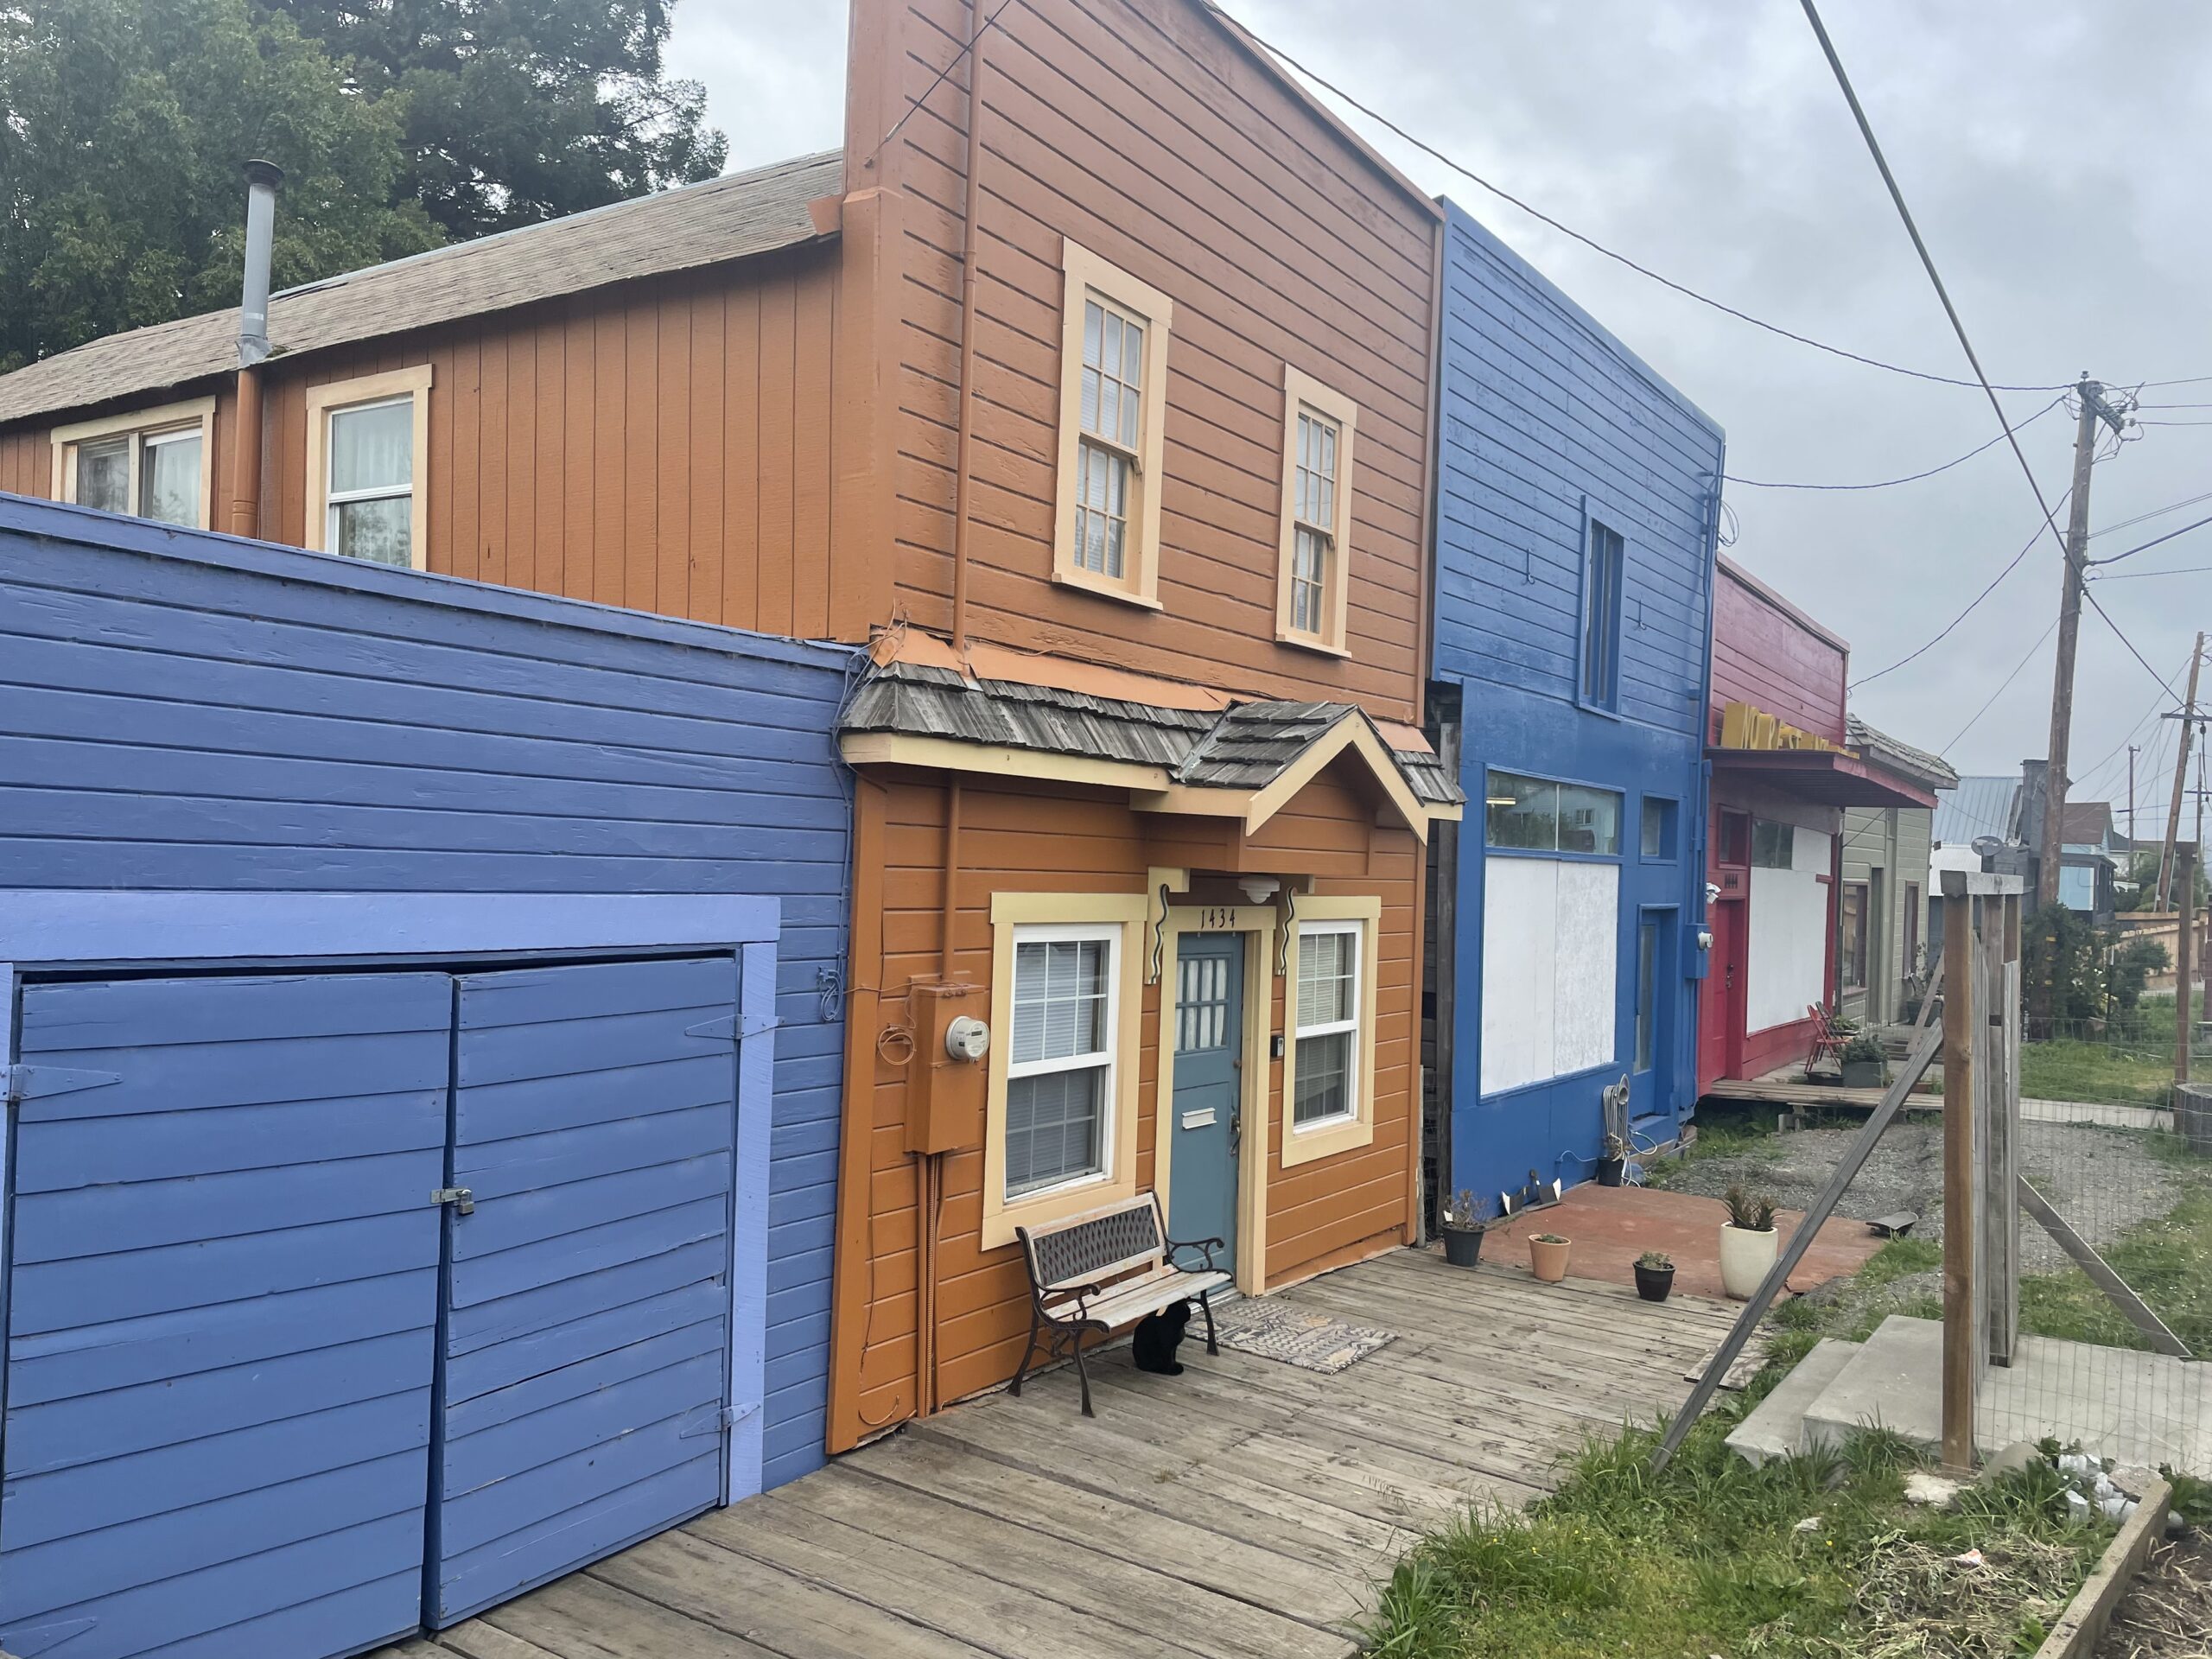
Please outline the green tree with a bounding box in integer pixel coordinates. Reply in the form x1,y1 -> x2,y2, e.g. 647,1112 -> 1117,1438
269,0 -> 728,241
0,0 -> 441,371
2024,902 -> 2107,1027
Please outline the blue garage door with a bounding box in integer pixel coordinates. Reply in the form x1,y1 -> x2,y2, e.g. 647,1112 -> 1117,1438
0,972 -> 453,1659
0,956 -> 745,1659
433,957 -> 738,1624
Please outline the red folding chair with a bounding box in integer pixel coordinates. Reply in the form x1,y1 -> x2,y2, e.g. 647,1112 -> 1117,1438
1805,1003 -> 1847,1076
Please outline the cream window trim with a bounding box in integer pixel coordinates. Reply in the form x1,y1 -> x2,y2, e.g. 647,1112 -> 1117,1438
1052,238 -> 1173,610
50,397 -> 218,530
982,891 -> 1149,1251
1149,902 -> 1278,1296
1280,895 -> 1381,1169
303,365 -> 433,569
1274,365 -> 1358,655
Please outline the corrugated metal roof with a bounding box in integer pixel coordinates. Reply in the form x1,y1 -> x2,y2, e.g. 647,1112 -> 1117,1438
0,149 -> 842,428
842,663 -> 1464,807
1932,774 -> 2020,848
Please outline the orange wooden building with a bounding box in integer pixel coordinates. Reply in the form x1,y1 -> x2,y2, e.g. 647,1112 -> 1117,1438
0,0 -> 1459,1454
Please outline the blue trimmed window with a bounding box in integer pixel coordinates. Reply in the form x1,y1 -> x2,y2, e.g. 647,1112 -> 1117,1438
1580,516 -> 1624,710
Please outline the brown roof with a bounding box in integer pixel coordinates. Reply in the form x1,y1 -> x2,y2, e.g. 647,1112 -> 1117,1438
2060,801 -> 2120,846
0,149 -> 842,429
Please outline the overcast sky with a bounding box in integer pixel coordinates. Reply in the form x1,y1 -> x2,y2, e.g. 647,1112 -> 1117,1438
677,0 -> 2212,817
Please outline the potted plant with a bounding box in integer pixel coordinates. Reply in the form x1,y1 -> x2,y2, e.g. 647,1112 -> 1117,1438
1839,1028 -> 1889,1090
1439,1189 -> 1489,1268
1719,1185 -> 1778,1300
1634,1249 -> 1675,1302
1595,1132 -> 1630,1187
1528,1231 -> 1571,1283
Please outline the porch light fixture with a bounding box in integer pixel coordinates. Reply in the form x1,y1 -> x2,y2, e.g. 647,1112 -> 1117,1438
1239,875 -> 1281,906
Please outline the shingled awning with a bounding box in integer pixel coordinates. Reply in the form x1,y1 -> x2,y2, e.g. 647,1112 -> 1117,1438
840,639 -> 1463,837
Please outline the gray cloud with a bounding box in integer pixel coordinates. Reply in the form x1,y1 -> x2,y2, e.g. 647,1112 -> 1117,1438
682,0 -> 2212,808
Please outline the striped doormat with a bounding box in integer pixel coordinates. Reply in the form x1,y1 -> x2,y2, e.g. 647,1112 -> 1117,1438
1208,1298 -> 1395,1374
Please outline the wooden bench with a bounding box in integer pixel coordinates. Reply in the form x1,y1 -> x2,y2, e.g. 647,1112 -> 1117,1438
1011,1192 -> 1231,1416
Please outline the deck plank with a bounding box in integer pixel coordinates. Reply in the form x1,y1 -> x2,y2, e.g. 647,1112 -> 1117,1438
376,1249 -> 1725,1659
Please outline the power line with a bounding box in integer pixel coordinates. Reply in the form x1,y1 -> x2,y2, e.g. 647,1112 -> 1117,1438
1723,397 -> 2062,490
2094,563 -> 2212,582
1794,0 -> 2073,573
1946,618 -> 2058,752
1848,489 -> 2069,690
859,0 -> 1018,170
2086,510 -> 2212,567
1198,0 -> 2082,396
2092,487 -> 2212,541
2084,588 -> 2180,696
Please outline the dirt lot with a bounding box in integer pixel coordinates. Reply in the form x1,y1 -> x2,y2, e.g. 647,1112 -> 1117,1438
2095,1529 -> 2211,1658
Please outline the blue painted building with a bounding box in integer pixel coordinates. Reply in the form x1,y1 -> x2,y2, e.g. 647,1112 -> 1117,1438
0,496 -> 855,1657
1427,202 -> 1726,1211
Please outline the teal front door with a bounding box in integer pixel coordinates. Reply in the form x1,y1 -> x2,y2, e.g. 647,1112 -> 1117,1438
1169,933 -> 1243,1274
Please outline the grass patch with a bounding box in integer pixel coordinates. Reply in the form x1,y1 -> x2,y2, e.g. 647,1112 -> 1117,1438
2019,1038 -> 2178,1109
2014,1187 -> 2212,1353
1362,1369 -> 2113,1659
1646,1104 -> 1774,1189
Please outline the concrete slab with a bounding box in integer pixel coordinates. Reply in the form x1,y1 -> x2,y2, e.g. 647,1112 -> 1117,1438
1796,1315 -> 2212,1477
1802,1315 -> 1945,1451
1726,1338 -> 1862,1467
1484,1184 -> 1884,1303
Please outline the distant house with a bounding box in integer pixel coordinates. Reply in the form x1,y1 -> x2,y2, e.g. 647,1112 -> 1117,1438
1930,769 -> 2120,923
1839,718 -> 1958,1025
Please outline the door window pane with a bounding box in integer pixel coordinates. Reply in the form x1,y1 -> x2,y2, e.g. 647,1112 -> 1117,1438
139,431 -> 201,526
75,436 -> 130,514
329,400 -> 413,493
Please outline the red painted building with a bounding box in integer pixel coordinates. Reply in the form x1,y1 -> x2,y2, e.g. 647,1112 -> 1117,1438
1698,559 -> 1934,1090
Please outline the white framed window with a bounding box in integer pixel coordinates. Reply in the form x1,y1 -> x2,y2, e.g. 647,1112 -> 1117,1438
982,892 -> 1148,1249
50,398 -> 216,530
1274,366 -> 1357,654
305,365 -> 432,570
1004,925 -> 1120,1198
1293,920 -> 1361,1128
1053,239 -> 1172,609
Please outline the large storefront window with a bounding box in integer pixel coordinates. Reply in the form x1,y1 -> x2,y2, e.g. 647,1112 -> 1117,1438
1484,771 -> 1620,855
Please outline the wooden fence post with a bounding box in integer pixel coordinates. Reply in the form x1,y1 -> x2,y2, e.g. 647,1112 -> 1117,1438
1940,872 -> 1979,1471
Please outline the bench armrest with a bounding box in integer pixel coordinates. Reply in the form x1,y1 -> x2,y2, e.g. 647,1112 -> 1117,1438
1164,1236 -> 1224,1273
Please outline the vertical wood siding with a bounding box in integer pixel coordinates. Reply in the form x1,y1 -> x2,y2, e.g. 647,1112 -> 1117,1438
0,497 -> 857,1491
862,0 -> 1439,717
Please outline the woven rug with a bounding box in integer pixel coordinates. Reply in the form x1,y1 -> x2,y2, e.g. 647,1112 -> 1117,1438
1207,1298 -> 1395,1374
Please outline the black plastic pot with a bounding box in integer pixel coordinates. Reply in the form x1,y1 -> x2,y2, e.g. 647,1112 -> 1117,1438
1634,1263 -> 1675,1302
1441,1224 -> 1485,1268
1595,1157 -> 1626,1187
1840,1059 -> 1886,1089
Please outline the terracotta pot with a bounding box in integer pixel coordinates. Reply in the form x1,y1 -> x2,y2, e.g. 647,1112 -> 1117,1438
1528,1235 -> 1571,1283
1719,1222 -> 1778,1300
1441,1225 -> 1485,1268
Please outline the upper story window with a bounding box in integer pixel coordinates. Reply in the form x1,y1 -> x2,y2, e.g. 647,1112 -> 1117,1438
51,398 -> 216,529
1581,514 -> 1625,710
1053,240 -> 1172,610
1275,367 -> 1358,655
305,366 -> 432,570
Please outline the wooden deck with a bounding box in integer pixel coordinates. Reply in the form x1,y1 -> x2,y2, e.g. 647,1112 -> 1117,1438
382,1250 -> 1739,1659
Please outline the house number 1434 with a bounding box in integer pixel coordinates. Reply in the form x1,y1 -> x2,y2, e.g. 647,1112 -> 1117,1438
1198,906 -> 1241,930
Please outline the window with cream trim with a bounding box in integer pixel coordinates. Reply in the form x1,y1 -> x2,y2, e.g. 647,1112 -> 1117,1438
305,365 -> 432,570
1052,240 -> 1172,609
982,892 -> 1148,1249
1274,366 -> 1357,653
50,398 -> 216,529
1280,896 -> 1380,1169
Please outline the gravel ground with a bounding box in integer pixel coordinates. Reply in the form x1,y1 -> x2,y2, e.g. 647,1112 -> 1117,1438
1662,1117 -> 2196,1270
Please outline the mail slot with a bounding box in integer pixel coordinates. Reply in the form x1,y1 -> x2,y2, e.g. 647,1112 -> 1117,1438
1180,1107 -> 1217,1129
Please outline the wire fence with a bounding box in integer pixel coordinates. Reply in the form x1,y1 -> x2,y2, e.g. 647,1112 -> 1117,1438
2020,993 -> 2212,1110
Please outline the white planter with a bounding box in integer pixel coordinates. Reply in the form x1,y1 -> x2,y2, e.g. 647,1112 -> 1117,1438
1719,1223 -> 1778,1300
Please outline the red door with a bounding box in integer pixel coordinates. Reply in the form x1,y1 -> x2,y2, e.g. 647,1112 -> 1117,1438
1698,898 -> 1748,1090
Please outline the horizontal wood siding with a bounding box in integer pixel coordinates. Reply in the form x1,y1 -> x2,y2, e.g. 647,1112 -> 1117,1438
0,496 -> 857,1490
837,766 -> 1416,1445
1432,206 -> 1721,738
1710,563 -> 1847,743
863,0 -> 1438,718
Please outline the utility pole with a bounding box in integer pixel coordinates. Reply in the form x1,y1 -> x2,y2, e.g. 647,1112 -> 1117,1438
2157,632 -> 2206,909
2037,378 -> 2130,914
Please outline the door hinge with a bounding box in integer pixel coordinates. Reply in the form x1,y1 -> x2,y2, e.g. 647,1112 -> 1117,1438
430,1186 -> 474,1216
3,1064 -> 122,1106
680,1401 -> 758,1439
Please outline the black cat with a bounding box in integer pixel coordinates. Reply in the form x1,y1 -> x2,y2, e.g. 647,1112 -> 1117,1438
1132,1299 -> 1192,1376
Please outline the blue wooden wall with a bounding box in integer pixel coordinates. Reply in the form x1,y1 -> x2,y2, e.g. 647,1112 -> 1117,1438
0,494 -> 856,1491
1432,202 -> 1726,1201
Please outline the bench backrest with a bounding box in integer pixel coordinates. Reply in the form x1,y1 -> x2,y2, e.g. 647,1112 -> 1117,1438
1017,1192 -> 1167,1300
